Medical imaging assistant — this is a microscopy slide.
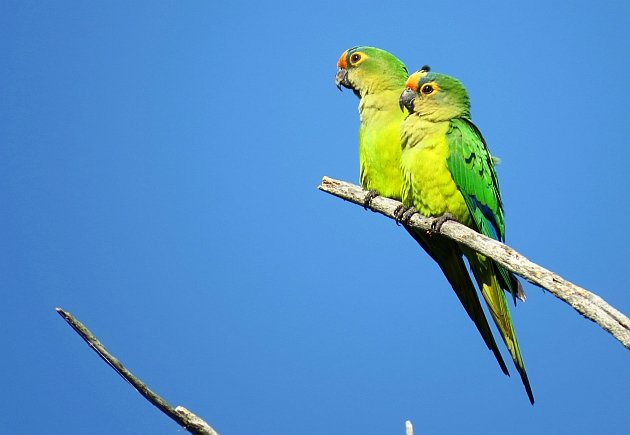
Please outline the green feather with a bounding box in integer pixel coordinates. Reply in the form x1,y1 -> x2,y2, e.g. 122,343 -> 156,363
399,70 -> 533,403
446,118 -> 524,302
336,48 -> 511,379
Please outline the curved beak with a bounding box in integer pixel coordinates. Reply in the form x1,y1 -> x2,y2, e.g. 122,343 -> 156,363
335,68 -> 351,91
399,88 -> 416,113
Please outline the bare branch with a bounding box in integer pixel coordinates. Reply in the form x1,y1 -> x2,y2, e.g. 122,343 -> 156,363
55,308 -> 219,435
319,176 -> 630,350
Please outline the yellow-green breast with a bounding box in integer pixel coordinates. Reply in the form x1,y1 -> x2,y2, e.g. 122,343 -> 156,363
400,116 -> 472,226
358,90 -> 406,200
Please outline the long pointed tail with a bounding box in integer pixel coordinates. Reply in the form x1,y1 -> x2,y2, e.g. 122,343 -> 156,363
497,262 -> 526,304
466,249 -> 535,404
405,226 -> 509,376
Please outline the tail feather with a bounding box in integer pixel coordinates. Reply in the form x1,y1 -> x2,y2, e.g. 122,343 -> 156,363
466,249 -> 535,404
497,263 -> 526,304
405,226 -> 509,376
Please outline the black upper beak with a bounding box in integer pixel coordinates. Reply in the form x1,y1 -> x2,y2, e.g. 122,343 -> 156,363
399,88 -> 416,113
335,68 -> 351,91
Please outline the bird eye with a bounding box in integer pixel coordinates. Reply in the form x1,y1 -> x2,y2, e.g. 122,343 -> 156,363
421,84 -> 434,94
350,53 -> 362,64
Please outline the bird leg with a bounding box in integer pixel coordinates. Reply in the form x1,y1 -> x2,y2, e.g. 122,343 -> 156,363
394,204 -> 407,225
430,212 -> 456,233
394,205 -> 417,226
363,190 -> 379,210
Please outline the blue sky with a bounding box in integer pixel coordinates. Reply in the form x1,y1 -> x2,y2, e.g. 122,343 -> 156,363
2,1 -> 630,433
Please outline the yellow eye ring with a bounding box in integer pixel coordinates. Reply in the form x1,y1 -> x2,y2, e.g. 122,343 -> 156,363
348,51 -> 368,66
421,84 -> 434,94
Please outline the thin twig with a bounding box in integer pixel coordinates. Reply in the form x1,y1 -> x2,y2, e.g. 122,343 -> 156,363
318,176 -> 630,350
55,308 -> 219,435
406,420 -> 414,435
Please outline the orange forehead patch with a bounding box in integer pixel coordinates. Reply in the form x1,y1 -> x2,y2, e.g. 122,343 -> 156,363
405,72 -> 422,91
337,50 -> 348,69
405,69 -> 430,92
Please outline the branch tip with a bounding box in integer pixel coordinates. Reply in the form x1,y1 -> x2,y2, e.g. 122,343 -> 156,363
406,420 -> 413,435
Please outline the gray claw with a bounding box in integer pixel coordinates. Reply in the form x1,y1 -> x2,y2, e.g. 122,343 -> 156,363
431,212 -> 456,233
394,205 -> 417,226
402,207 -> 417,224
363,191 -> 379,210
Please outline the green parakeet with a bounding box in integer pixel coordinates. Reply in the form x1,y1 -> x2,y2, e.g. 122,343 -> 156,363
335,47 -> 515,381
399,70 -> 534,404
335,46 -> 408,198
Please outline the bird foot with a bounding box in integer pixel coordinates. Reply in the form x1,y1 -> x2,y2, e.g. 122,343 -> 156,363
430,213 -> 456,233
363,190 -> 379,210
394,205 -> 417,226
393,204 -> 406,225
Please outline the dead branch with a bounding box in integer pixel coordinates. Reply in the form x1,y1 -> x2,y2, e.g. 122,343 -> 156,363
56,308 -> 219,435
319,176 -> 630,350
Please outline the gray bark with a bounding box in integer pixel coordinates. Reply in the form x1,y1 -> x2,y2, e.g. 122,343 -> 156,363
319,176 -> 630,350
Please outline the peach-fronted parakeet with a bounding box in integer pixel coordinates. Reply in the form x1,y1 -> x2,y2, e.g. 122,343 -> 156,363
335,47 -> 512,380
335,46 -> 408,199
399,70 -> 534,404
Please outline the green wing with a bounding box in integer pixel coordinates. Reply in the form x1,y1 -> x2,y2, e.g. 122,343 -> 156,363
446,118 -> 504,240
446,118 -> 524,302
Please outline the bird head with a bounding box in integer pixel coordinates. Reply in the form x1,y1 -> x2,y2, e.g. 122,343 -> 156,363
399,71 -> 471,121
335,46 -> 408,98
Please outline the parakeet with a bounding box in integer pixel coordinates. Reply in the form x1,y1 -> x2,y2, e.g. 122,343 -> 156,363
335,47 -> 515,381
399,70 -> 534,404
335,46 -> 408,199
